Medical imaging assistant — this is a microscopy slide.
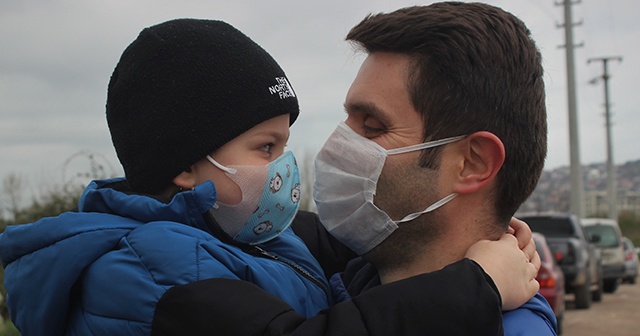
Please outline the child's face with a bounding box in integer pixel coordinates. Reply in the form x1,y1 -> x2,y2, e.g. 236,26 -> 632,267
185,113 -> 291,205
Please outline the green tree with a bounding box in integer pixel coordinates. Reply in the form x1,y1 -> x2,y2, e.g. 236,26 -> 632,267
6,184 -> 83,225
619,210 -> 640,246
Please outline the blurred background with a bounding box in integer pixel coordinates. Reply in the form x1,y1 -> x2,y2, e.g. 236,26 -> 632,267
1,0 -> 638,207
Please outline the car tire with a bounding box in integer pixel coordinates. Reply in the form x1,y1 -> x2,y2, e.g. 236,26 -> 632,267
630,276 -> 637,285
592,273 -> 603,302
575,281 -> 592,309
556,313 -> 564,335
603,279 -> 619,293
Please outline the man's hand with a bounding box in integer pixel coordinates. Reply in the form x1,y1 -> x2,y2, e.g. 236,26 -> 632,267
465,217 -> 541,311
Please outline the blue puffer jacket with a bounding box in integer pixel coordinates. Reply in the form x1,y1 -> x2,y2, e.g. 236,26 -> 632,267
0,178 -> 330,336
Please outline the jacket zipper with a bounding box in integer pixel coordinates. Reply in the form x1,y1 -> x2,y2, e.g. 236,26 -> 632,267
251,245 -> 330,299
202,212 -> 329,298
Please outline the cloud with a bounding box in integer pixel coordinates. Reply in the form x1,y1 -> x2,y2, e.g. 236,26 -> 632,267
1,0 -> 638,196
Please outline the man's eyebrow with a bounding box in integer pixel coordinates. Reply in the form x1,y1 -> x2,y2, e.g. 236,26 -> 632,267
343,101 -> 392,125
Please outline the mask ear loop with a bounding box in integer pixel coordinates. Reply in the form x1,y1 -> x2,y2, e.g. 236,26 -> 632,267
395,193 -> 458,224
206,155 -> 238,174
206,155 -> 238,209
386,135 -> 467,155
387,135 -> 466,223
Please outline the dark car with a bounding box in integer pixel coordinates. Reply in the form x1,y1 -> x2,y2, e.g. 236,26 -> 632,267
622,237 -> 639,284
533,232 -> 565,334
518,213 -> 603,309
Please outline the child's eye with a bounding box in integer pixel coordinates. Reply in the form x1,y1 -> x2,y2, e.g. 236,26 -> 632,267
259,144 -> 273,152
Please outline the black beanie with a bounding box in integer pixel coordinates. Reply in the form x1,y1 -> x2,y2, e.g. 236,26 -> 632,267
106,19 -> 299,194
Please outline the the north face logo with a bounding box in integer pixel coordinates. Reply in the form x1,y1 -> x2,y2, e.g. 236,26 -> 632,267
268,77 -> 296,99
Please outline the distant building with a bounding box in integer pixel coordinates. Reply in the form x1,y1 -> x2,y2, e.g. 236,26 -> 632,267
519,159 -> 640,217
584,190 -> 640,217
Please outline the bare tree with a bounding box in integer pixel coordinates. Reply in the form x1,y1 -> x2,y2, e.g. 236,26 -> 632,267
2,173 -> 25,222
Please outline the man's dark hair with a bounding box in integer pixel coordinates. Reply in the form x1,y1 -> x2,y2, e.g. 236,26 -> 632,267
346,2 -> 547,223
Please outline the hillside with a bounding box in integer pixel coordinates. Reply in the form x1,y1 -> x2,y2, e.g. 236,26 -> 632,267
520,158 -> 640,214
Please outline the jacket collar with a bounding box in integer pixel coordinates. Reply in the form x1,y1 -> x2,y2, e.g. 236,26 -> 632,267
78,177 -> 217,233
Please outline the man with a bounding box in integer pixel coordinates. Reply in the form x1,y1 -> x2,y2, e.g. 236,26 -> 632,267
319,2 -> 556,333
154,2 -> 552,335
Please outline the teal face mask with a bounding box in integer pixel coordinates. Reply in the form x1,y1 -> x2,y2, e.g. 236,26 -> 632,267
207,151 -> 301,245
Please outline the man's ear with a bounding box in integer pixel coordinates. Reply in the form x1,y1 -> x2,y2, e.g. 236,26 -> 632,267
452,131 -> 505,195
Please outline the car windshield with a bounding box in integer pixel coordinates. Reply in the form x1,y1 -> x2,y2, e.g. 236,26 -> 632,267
584,225 -> 620,248
523,217 -> 575,237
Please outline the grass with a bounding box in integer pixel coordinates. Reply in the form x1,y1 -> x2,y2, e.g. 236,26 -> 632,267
0,320 -> 20,336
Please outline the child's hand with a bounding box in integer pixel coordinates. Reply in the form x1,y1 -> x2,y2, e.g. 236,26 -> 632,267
509,217 -> 536,250
509,216 -> 541,273
465,219 -> 541,311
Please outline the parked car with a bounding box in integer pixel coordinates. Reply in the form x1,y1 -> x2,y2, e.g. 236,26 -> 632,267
581,218 -> 625,293
533,232 -> 565,334
622,236 -> 639,284
518,213 -> 603,309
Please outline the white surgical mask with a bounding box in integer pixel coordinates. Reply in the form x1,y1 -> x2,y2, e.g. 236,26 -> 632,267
313,121 -> 466,255
208,151 -> 301,245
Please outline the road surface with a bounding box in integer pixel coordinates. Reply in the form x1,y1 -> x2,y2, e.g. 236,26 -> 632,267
562,281 -> 640,335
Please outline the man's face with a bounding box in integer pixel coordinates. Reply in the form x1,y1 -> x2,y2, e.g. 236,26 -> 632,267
343,52 -> 440,220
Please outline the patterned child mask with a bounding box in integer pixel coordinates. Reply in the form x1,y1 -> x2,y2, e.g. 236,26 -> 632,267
208,151 -> 301,245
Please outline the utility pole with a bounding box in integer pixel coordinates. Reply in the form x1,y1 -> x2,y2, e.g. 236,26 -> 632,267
588,56 -> 623,221
557,0 -> 584,217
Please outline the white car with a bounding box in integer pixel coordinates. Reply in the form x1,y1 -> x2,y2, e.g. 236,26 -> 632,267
581,218 -> 626,293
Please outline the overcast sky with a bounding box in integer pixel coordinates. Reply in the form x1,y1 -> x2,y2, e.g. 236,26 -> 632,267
1,0 -> 638,197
